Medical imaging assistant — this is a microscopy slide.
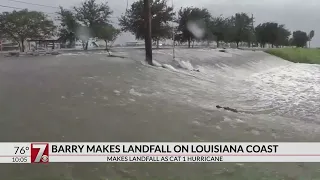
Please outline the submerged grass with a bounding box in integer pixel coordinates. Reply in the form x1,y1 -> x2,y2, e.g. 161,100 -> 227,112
265,48 -> 320,64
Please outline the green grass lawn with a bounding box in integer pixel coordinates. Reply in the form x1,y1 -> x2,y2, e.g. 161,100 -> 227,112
265,48 -> 320,64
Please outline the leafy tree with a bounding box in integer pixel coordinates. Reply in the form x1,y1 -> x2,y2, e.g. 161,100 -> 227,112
175,7 -> 193,46
208,16 -> 228,47
264,22 -> 278,47
255,22 -> 290,48
74,0 -> 113,50
288,37 -> 294,46
245,22 -> 256,48
119,0 -> 174,48
221,17 -> 234,44
0,30 -> 7,43
174,33 -> 185,45
292,30 -> 309,47
275,24 -> 291,47
56,7 -> 79,47
76,25 -> 91,50
255,23 -> 268,48
229,13 -> 252,48
203,30 -> 215,47
176,7 -> 211,48
0,9 -> 55,52
96,25 -> 120,49
308,30 -> 315,48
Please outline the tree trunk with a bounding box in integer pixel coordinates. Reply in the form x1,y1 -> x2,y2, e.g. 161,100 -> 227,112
85,41 -> 88,50
156,40 -> 159,48
105,40 -> 111,56
20,40 -> 25,52
105,40 -> 108,50
143,0 -> 152,65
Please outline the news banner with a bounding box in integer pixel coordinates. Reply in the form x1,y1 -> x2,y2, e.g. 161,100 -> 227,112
2,142 -> 320,163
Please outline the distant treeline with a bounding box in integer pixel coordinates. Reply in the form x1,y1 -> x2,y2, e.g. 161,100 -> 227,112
120,0 -> 315,48
0,0 -> 315,52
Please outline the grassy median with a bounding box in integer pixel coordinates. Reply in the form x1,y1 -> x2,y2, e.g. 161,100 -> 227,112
265,48 -> 320,64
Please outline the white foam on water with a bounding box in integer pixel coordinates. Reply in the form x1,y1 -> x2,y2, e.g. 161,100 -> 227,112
113,90 -> 121,96
57,53 -> 79,56
127,48 -> 319,124
152,60 -> 162,67
162,64 -> 177,71
95,51 -> 112,55
178,60 -> 194,70
129,88 -> 142,97
154,51 -> 169,55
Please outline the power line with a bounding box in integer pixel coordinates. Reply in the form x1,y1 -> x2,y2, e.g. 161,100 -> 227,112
0,4 -> 120,18
171,0 -> 175,60
0,4 -> 23,9
6,0 -> 125,16
0,2 -> 121,18
0,4 -> 56,15
7,0 -> 59,9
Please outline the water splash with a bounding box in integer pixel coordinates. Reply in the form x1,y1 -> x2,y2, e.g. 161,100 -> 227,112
130,48 -> 320,123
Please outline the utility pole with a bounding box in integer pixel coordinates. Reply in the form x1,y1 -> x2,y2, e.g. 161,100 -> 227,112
172,0 -> 175,60
144,0 -> 152,65
251,14 -> 254,47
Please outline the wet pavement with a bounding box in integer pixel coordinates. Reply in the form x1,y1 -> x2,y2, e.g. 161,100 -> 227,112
0,48 -> 319,179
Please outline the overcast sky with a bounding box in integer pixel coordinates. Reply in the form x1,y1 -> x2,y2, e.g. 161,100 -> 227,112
1,0 -> 319,47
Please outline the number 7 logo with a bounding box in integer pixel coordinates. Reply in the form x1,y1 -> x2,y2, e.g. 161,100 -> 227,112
31,143 -> 49,163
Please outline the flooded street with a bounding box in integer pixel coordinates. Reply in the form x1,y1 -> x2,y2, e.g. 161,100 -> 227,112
0,48 -> 320,179
127,48 -> 320,123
